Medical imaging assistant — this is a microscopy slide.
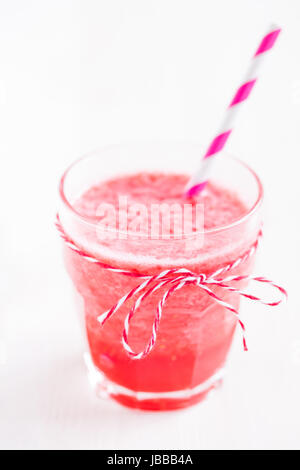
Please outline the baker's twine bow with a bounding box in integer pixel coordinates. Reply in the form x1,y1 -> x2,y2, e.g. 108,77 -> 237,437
56,216 -> 287,360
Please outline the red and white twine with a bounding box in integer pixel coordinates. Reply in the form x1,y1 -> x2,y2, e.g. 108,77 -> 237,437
56,216 -> 287,360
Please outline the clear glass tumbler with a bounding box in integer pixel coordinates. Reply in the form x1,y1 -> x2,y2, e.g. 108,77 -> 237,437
58,142 -> 263,411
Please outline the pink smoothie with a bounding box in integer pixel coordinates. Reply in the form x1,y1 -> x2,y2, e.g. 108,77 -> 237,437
64,172 -> 256,410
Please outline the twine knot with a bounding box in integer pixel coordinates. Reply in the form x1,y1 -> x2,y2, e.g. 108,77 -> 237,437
56,216 -> 287,361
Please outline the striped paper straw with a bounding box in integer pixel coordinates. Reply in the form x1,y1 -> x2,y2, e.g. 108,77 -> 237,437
185,24 -> 281,198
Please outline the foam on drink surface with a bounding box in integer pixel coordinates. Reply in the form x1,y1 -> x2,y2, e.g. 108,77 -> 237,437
73,172 -> 249,270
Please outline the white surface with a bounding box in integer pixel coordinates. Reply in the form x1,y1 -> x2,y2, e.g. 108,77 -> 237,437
0,0 -> 299,450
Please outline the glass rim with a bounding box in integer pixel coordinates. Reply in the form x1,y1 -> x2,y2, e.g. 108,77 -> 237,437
58,143 -> 264,237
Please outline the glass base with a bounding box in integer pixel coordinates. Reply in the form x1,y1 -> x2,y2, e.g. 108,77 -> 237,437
83,353 -> 225,411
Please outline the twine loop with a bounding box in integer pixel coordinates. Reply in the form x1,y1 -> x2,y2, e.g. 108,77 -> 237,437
56,216 -> 287,360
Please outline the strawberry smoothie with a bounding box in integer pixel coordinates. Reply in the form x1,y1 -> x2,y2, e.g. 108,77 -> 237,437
61,170 -> 261,411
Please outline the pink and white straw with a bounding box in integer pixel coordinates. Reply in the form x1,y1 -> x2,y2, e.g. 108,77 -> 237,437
185,25 -> 281,198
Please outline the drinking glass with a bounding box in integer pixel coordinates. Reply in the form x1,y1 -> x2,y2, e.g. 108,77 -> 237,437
58,142 -> 263,411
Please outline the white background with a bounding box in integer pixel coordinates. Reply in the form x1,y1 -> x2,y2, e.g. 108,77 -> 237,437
0,0 -> 299,450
